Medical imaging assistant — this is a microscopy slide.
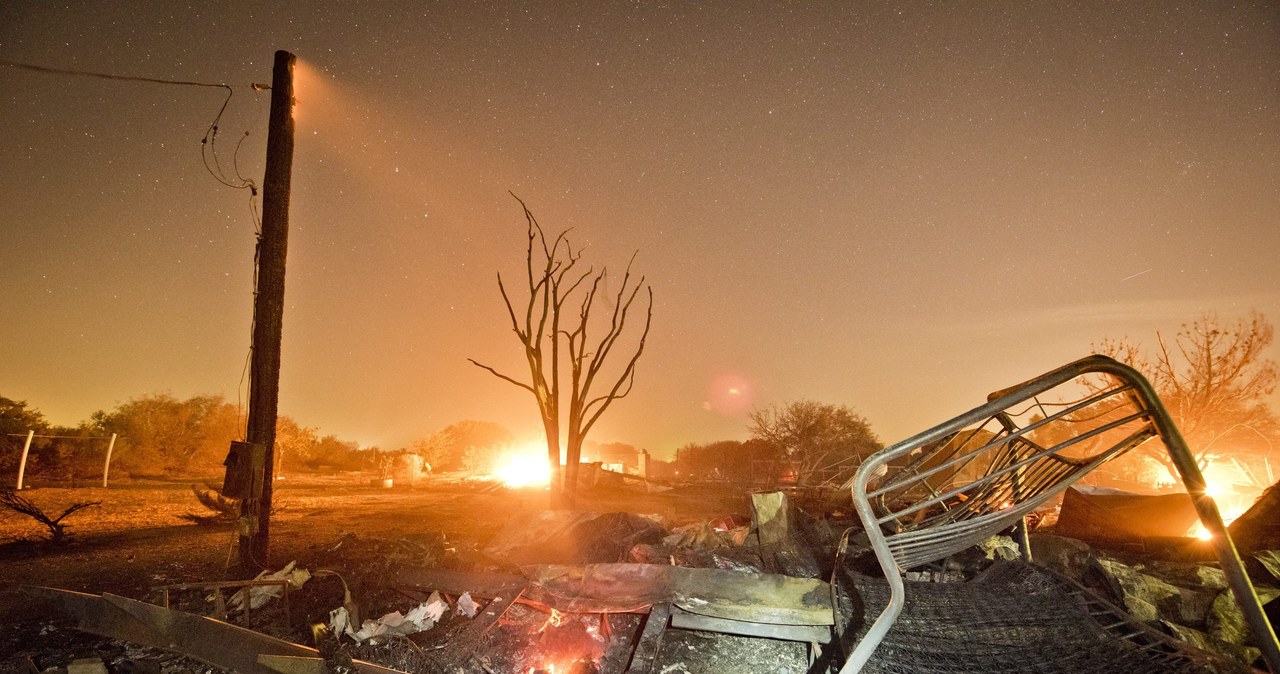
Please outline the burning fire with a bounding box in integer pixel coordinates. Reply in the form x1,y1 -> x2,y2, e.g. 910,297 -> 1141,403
493,446 -> 552,488
527,609 -> 606,674
1182,460 -> 1265,540
537,608 -> 565,633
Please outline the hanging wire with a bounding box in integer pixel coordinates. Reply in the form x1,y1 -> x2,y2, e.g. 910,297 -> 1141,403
233,89 -> 267,192
3,58 -> 266,198
4,58 -> 273,441
3,433 -> 114,440
0,59 -> 241,89
238,261 -> 259,441
201,88 -> 246,189
200,85 -> 265,199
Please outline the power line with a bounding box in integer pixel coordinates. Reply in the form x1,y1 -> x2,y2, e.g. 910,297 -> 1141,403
0,59 -> 267,193
200,86 -> 261,192
5,57 -> 271,441
4,433 -> 115,440
0,58 -> 266,91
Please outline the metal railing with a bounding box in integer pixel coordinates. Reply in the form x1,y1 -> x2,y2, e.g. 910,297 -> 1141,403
840,355 -> 1280,673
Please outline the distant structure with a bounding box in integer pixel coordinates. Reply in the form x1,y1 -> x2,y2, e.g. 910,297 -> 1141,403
588,442 -> 647,477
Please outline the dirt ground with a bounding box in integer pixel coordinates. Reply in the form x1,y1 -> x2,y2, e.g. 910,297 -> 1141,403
0,473 -> 767,673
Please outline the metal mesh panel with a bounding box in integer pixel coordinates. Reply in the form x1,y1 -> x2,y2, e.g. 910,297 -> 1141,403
866,375 -> 1156,569
836,562 -> 1253,674
842,356 -> 1280,673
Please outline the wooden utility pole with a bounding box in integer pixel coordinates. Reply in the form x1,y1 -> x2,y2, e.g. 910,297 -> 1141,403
238,50 -> 296,570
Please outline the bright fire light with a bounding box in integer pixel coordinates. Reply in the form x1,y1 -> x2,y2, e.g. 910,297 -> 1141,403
1201,480 -> 1227,499
493,446 -> 552,488
1182,458 -> 1263,540
538,608 -> 565,633
1189,522 -> 1214,540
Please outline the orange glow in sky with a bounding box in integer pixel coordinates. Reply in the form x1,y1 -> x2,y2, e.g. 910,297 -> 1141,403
1,4 -> 1278,458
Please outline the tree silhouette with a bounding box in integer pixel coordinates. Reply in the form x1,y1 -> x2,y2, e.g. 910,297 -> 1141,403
1095,310 -> 1278,480
470,196 -> 653,508
748,400 -> 881,487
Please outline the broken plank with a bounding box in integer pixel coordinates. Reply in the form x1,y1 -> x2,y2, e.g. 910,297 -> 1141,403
100,592 -> 316,674
26,586 -> 160,647
24,586 -> 404,674
668,605 -> 831,643
524,563 -> 833,625
257,655 -> 327,674
624,602 -> 671,674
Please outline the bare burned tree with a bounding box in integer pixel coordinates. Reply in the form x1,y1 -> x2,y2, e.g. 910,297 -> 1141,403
0,488 -> 100,544
1095,310 -> 1278,479
470,196 -> 653,508
748,400 -> 881,487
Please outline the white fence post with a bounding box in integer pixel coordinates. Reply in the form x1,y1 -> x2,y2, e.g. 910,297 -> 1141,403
102,433 -> 117,488
16,430 -> 33,490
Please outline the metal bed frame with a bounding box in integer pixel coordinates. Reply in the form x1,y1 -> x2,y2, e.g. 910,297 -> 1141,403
841,355 -> 1280,673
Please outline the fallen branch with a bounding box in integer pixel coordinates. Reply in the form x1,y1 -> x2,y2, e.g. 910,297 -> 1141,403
179,483 -> 239,525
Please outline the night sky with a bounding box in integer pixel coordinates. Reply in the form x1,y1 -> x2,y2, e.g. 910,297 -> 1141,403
2,2 -> 1277,457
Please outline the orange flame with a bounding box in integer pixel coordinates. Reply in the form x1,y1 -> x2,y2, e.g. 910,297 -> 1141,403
1182,459 -> 1264,539
538,608 -> 565,634
494,445 -> 552,488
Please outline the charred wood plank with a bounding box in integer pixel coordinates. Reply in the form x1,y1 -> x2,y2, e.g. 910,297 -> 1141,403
667,605 -> 831,643
523,563 -> 833,625
24,586 -> 404,674
256,655 -> 329,674
624,601 -> 670,674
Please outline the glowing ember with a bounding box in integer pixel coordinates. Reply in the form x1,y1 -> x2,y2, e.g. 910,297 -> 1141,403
529,659 -> 595,674
538,608 -> 566,634
494,446 -> 551,488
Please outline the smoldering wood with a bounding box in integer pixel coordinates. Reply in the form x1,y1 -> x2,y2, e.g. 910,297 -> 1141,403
393,562 -> 835,654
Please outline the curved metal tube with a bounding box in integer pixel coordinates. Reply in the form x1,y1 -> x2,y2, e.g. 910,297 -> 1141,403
838,355 -> 1280,674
